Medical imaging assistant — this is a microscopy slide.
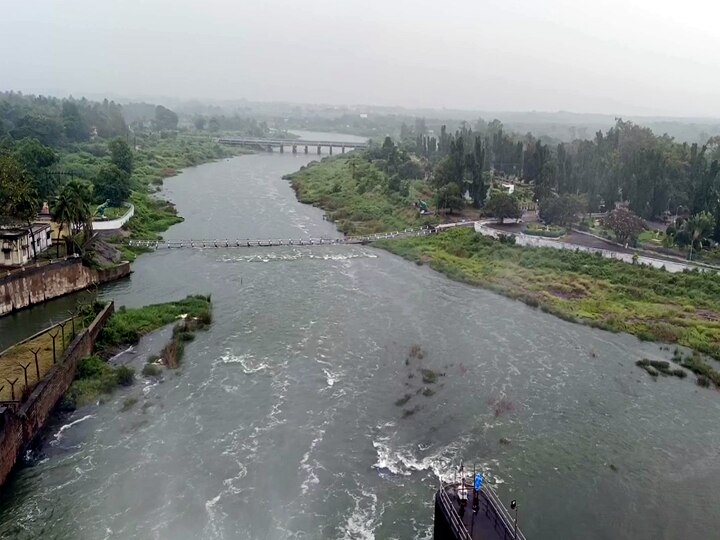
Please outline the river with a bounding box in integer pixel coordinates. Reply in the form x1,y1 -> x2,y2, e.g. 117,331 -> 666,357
0,131 -> 719,539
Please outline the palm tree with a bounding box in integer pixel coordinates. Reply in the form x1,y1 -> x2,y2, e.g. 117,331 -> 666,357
53,180 -> 94,255
51,189 -> 75,257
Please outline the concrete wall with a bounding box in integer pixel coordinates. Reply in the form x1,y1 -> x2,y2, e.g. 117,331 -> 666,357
92,204 -> 135,231
0,259 -> 130,317
0,302 -> 114,486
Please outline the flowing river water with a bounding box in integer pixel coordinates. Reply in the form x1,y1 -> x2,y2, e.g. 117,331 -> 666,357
1,132 -> 719,539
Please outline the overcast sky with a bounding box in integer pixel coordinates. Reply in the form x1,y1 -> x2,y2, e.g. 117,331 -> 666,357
2,0 -> 719,117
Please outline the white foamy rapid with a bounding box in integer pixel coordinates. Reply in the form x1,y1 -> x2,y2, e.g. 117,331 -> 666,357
219,351 -> 269,374
341,489 -> 380,540
50,414 -> 94,446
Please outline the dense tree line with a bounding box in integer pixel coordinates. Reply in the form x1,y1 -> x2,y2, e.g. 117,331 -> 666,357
0,91 -> 127,145
401,118 -> 720,242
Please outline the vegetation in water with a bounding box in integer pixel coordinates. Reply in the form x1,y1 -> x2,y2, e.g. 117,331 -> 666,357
121,396 -> 139,412
378,228 -> 720,361
636,359 -> 687,379
97,295 -> 212,350
61,355 -> 135,410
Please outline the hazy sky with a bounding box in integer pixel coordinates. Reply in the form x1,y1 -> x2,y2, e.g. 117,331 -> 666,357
2,0 -> 719,117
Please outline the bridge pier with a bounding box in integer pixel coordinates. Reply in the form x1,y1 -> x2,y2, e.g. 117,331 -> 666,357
292,144 -> 297,154
342,145 -> 345,154
329,146 -> 333,155
304,145 -> 308,154
279,144 -> 284,153
317,145 -> 321,154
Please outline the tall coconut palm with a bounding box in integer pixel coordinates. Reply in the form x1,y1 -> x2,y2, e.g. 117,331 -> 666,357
51,188 -> 75,257
53,180 -> 94,255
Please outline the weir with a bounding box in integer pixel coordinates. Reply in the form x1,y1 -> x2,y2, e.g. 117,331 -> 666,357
126,226 -> 436,250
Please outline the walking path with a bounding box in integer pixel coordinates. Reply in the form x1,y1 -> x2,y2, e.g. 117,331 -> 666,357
474,220 -> 712,274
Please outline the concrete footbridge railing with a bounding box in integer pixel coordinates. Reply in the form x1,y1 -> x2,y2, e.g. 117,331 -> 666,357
126,226 -> 436,250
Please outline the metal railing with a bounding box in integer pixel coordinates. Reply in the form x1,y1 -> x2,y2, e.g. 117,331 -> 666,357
437,486 -> 473,540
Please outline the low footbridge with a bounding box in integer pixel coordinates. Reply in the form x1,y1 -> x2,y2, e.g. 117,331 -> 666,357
127,226 -> 434,250
217,137 -> 368,154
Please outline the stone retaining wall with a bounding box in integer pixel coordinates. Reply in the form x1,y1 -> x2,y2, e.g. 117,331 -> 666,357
0,302 -> 114,486
0,260 -> 130,317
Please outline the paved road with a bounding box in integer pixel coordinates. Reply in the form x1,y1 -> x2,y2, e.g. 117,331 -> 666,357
474,220 -> 712,274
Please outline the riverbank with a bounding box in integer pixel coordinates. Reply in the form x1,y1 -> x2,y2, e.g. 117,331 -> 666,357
376,228 -> 720,371
0,302 -> 114,486
62,294 -> 212,408
284,154 -> 438,235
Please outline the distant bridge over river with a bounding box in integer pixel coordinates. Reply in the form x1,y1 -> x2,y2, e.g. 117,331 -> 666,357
217,137 -> 368,154
127,227 -> 434,250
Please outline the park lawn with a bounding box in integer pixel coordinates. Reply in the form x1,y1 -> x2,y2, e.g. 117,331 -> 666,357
377,228 -> 720,364
285,155 -> 438,235
0,321 -> 83,402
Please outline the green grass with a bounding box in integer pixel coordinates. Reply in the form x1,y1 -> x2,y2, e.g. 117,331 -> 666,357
378,228 -> 720,362
285,155 -> 438,235
61,355 -> 135,410
97,295 -> 212,349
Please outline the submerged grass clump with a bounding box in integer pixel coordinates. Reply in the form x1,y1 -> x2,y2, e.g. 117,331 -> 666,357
419,368 -> 438,384
635,359 -> 687,378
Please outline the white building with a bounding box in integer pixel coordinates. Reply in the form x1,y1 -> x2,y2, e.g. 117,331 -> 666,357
0,224 -> 52,267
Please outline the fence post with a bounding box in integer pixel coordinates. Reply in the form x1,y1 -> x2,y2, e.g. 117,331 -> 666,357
49,331 -> 59,363
17,361 -> 31,390
30,347 -> 41,381
5,378 -> 18,401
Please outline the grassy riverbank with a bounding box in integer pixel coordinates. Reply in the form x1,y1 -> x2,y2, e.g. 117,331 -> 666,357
377,228 -> 720,366
62,295 -> 212,408
285,155 -> 438,235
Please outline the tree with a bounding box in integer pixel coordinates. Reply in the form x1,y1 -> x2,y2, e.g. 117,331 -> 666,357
154,105 -> 178,131
2,164 -> 41,260
193,116 -> 206,130
434,183 -> 464,214
54,180 -> 94,253
11,138 -> 58,198
62,100 -> 88,142
93,164 -> 131,206
539,194 -> 587,226
603,207 -> 645,246
485,192 -> 522,224
108,138 -> 133,175
671,212 -> 714,253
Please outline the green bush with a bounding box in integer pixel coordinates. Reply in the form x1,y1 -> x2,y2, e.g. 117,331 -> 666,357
62,355 -> 136,409
142,363 -> 163,377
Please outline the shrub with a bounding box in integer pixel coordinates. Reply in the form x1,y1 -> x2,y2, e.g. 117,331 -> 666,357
142,363 -> 162,377
115,366 -> 135,386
